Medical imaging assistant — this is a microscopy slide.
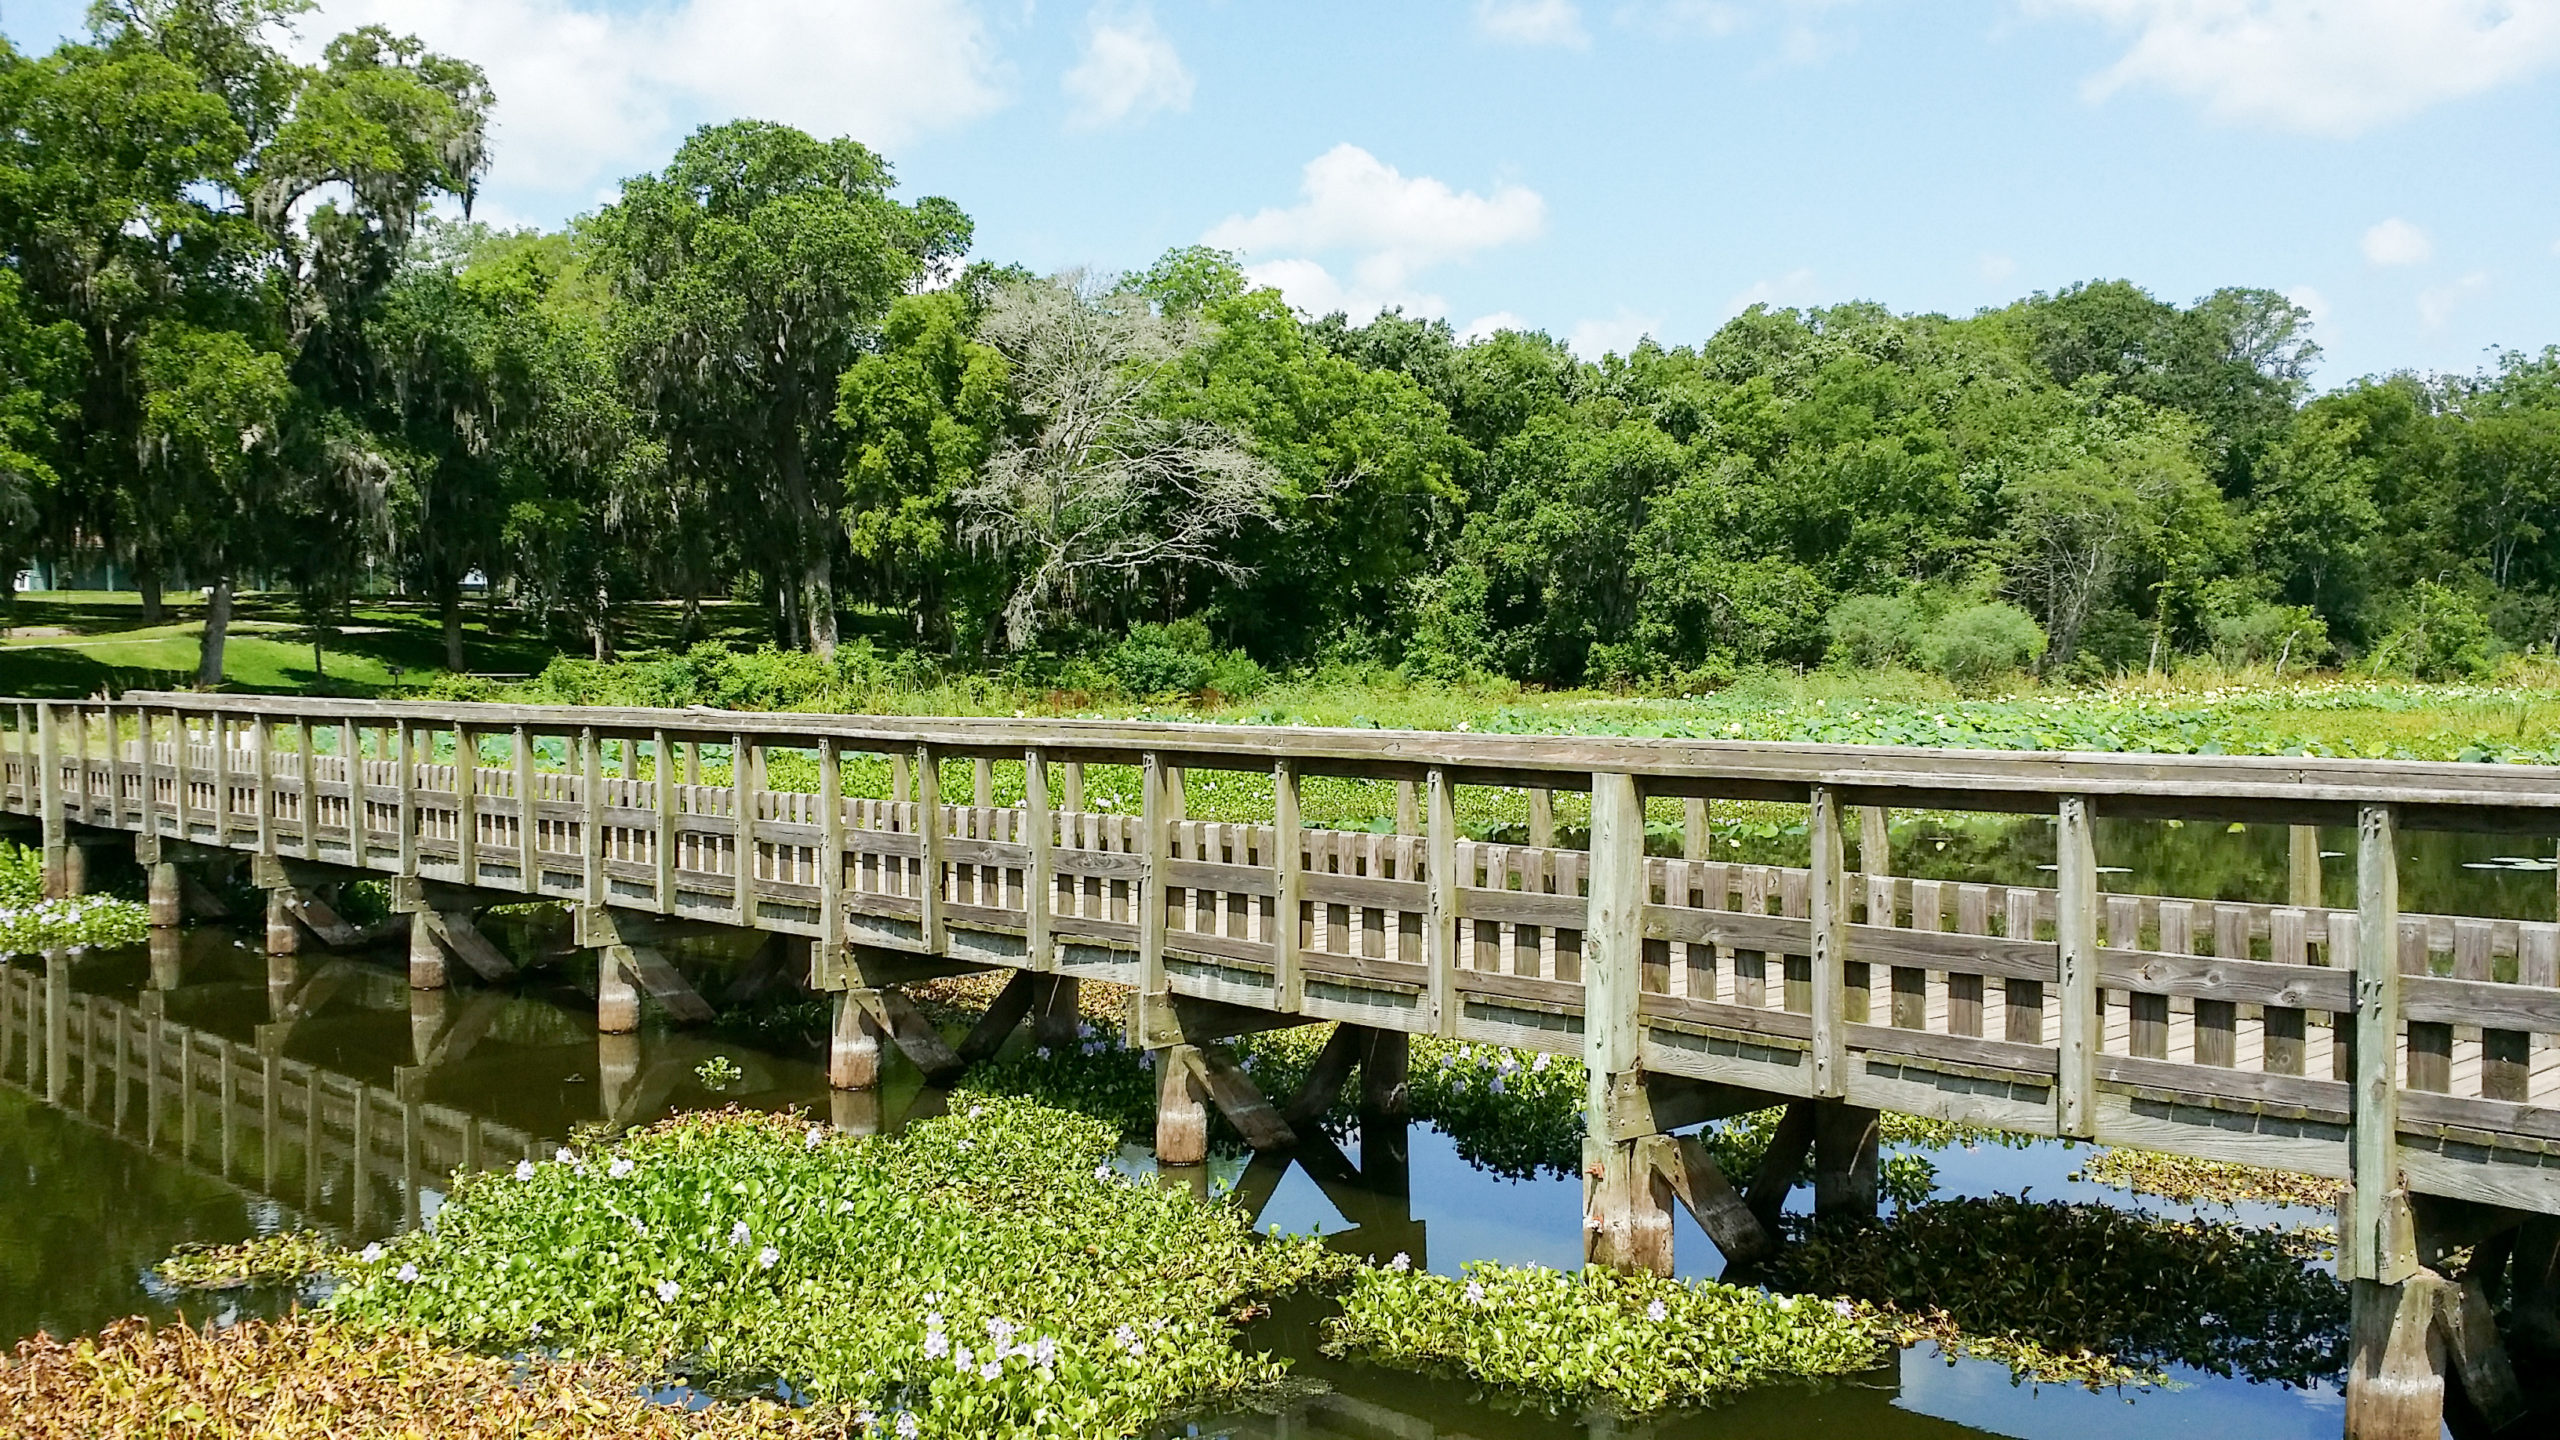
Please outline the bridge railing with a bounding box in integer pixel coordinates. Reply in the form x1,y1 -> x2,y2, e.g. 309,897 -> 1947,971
7,692 -> 2560,1258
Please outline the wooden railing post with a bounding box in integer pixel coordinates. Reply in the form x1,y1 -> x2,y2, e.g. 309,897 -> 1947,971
455,725 -> 479,886
1582,770 -> 1664,1272
1138,752 -> 1169,1002
1272,759 -> 1303,1010
394,723 -> 417,880
35,702 -> 62,898
1427,766 -> 1459,1037
106,703 -> 129,826
252,716 -> 274,857
295,721 -> 316,855
2055,794 -> 2098,1137
172,706 -> 193,838
819,740 -> 845,986
652,729 -> 677,914
2348,802 -> 2409,1284
581,727 -> 604,906
345,720 -> 370,861
513,725 -> 537,893
1528,787 -> 1555,849
1023,748 -> 1052,972
915,744 -> 943,952
1808,784 -> 1846,1098
211,714 -> 231,846
1063,761 -> 1085,816
732,732 -> 756,925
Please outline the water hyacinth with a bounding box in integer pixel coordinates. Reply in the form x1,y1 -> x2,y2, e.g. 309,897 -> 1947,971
0,894 -> 150,954
1328,1261 -> 1886,1412
327,1101 -> 1348,1438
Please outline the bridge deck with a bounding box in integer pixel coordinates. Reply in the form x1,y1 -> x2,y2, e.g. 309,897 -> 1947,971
7,692 -> 2560,1238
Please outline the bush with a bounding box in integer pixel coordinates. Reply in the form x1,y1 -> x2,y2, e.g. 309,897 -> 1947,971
1100,621 -> 1269,701
1824,594 -> 1922,670
1914,603 -> 2046,691
2209,603 -> 2331,672
2371,581 -> 2497,681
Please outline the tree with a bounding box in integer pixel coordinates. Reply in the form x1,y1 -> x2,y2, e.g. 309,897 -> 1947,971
960,272 -> 1278,648
2000,401 -> 2222,667
2246,410 -> 2384,643
835,283 -> 1013,655
586,120 -> 970,657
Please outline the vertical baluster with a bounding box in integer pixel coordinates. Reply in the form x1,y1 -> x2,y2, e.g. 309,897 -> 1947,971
512,726 -> 537,893
582,728 -> 605,907
343,720 -> 369,863
252,716 -> 274,858
1893,878 -> 1935,1031
1528,787 -> 1554,849
395,723 -> 417,880
1138,752 -> 1167,1000
2005,889 -> 2044,1045
2194,904 -> 2245,1067
1949,886 -> 1988,1038
653,730 -> 677,914
295,722 -> 315,850
733,733 -> 756,925
2265,908 -> 2309,1076
211,713 -> 231,844
2054,795 -> 2098,1135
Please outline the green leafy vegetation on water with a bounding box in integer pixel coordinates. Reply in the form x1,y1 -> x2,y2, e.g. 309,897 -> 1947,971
0,841 -> 149,954
1325,1259 -> 1886,1413
325,1103 -> 1349,1438
153,1231 -> 342,1291
1760,1197 -> 2348,1389
2070,1148 -> 2344,1211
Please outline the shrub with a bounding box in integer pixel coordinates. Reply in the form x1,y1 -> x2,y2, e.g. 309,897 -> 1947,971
1824,593 -> 1923,671
2209,603 -> 2331,672
0,841 -> 42,908
1100,621 -> 1269,700
2370,580 -> 2497,681
1914,603 -> 2046,691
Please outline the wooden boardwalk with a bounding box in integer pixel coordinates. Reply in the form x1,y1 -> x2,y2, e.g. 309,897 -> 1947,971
9,689 -> 2559,1432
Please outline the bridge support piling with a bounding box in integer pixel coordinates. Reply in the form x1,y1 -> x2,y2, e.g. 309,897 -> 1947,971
598,949 -> 640,1034
1031,974 -> 1080,1049
1361,1028 -> 1410,1121
1812,1100 -> 1881,1222
828,988 -> 885,1090
148,860 -> 181,927
1583,1135 -> 1675,1276
407,912 -> 447,990
148,927 -> 183,989
1156,1042 -> 1210,1166
265,886 -> 301,955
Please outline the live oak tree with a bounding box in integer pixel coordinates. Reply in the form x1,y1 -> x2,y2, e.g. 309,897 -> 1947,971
586,121 -> 971,658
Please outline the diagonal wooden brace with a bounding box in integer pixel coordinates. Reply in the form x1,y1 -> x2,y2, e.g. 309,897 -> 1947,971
1183,1042 -> 1297,1152
957,970 -> 1043,1065
864,988 -> 966,1086
1640,1132 -> 1775,1265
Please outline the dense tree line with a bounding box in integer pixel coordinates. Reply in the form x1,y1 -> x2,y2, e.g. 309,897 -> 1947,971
7,4 -> 2559,691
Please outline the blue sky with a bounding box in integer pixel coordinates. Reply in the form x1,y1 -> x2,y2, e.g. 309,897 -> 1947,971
9,1 -> 2560,384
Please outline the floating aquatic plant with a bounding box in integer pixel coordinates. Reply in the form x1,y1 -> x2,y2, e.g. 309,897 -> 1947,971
154,1231 -> 346,1291
1325,1259 -> 1885,1412
0,894 -> 149,954
326,1101 -> 1350,1438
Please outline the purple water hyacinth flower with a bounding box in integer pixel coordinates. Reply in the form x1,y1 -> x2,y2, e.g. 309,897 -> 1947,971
655,1279 -> 680,1303
397,1263 -> 420,1284
608,1156 -> 635,1179
758,1245 -> 780,1270
1646,1299 -> 1668,1322
1387,1252 -> 1410,1271
514,1159 -> 536,1182
978,1359 -> 1002,1380
897,1413 -> 919,1439
953,1344 -> 974,1373
729,1220 -> 752,1247
1464,1280 -> 1487,1306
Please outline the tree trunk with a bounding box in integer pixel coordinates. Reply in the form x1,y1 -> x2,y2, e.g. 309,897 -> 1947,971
807,547 -> 838,659
137,571 -> 164,625
591,586 -> 612,662
313,631 -> 326,681
777,574 -> 802,652
681,587 -> 703,643
196,579 -> 232,689
441,586 -> 465,671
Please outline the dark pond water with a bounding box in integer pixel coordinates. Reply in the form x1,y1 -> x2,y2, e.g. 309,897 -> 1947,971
5,813 -> 2535,1438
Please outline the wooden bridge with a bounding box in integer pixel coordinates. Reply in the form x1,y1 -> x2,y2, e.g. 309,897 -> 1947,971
8,690 -> 2560,1437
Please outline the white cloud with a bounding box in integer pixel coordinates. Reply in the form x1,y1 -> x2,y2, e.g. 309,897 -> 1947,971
1978,252 -> 2018,283
1205,144 -> 1546,319
1568,307 -> 1663,360
305,0 -> 1003,215
1461,311 -> 1532,342
1723,266 -> 1819,317
2418,271 -> 2489,330
2041,0 -> 2560,136
1062,5 -> 1194,129
1476,0 -> 1591,47
2361,217 -> 2433,267
1616,2 -> 1750,38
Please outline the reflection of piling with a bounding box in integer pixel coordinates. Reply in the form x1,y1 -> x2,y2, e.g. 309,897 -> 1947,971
148,927 -> 183,990
1032,975 -> 1080,1049
43,949 -> 68,1104
148,861 -> 181,927
407,912 -> 447,991
409,983 -> 447,1066
598,1031 -> 641,1119
829,1086 -> 881,1135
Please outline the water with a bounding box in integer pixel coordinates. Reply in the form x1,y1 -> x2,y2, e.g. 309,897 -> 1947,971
1,813 -> 2530,1436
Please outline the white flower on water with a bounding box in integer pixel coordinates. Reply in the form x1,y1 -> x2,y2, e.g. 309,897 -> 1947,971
529,1321 -> 545,1338
629,1218 -> 648,1237
953,1344 -> 974,1373
1646,1299 -> 1668,1323
968,1105 -> 983,1118
1464,1281 -> 1487,1307
758,1246 -> 780,1270
514,1159 -> 536,1182
923,1330 -> 950,1360
608,1157 -> 635,1180
397,1263 -> 420,1284
986,1316 -> 1017,1344
729,1220 -> 752,1247
1532,1053 -> 1551,1072
1833,1299 -> 1855,1318
359,1243 -> 384,1264
1488,1076 -> 1506,1095
1116,1323 -> 1143,1356
656,1279 -> 680,1303
806,1126 -> 827,1149
838,1198 -> 856,1214
1095,1164 -> 1115,1182
555,1147 -> 577,1166
1775,1295 -> 1796,1310
1387,1252 -> 1410,1272
1032,1335 -> 1058,1368
897,1414 -> 919,1439
978,1359 -> 1002,1380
